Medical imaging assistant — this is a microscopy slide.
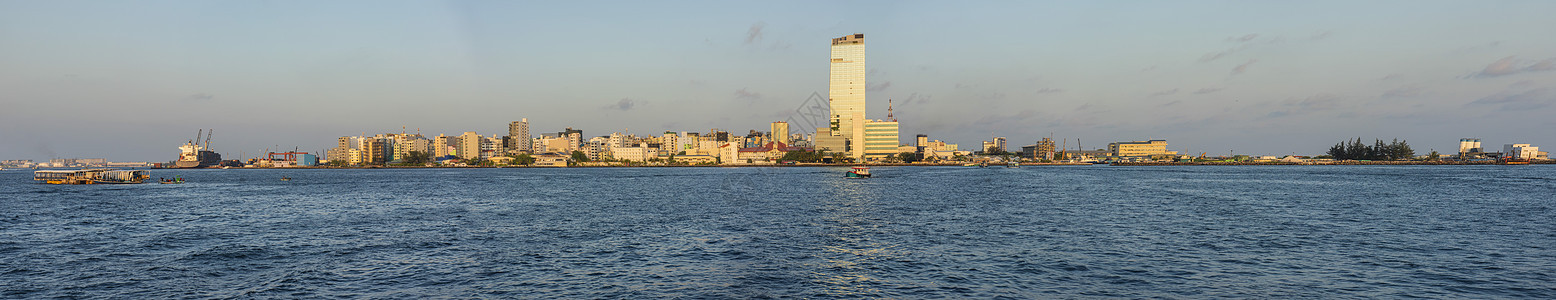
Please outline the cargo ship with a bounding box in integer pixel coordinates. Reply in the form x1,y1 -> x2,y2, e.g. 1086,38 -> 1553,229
174,129 -> 223,168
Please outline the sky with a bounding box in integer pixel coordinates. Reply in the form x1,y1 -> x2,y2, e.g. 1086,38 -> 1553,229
2,0 -> 1554,162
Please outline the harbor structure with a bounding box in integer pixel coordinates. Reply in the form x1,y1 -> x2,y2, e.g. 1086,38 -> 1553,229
1502,144 -> 1541,160
1459,138 -> 1483,158
1022,137 -> 1057,161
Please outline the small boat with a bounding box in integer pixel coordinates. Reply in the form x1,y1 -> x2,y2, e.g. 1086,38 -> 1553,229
280,176 -> 292,181
846,166 -> 871,178
1007,162 -> 1020,168
35,169 -> 150,184
1503,158 -> 1531,165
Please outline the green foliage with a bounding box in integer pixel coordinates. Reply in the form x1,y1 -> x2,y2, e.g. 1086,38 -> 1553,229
513,154 -> 535,165
326,160 -> 347,167
984,146 -> 1010,156
1327,138 -> 1415,160
399,151 -> 431,166
779,150 -> 826,163
896,152 -> 920,163
1427,150 -> 1440,161
570,150 -> 590,163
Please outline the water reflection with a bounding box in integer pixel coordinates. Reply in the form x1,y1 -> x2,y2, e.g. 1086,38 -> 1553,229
812,176 -> 897,297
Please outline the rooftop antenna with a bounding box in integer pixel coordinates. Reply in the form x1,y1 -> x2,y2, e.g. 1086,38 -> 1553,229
887,99 -> 896,122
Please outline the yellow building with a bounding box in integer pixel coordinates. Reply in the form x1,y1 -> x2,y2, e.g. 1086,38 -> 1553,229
770,121 -> 789,144
862,120 -> 899,161
1108,140 -> 1177,157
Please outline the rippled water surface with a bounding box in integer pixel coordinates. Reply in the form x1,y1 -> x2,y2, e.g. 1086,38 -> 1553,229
3,166 -> 1555,298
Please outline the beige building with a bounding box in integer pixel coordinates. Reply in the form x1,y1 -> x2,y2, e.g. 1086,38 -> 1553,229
1109,140 -> 1177,157
533,154 -> 568,167
770,122 -> 790,144
862,120 -> 899,161
508,118 -> 530,154
672,155 -> 717,165
457,132 -> 482,160
609,144 -> 657,162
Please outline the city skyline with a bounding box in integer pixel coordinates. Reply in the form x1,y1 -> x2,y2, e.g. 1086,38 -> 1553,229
3,1 -> 1555,162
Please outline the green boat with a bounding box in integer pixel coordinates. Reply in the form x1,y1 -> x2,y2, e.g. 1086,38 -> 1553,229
846,166 -> 871,178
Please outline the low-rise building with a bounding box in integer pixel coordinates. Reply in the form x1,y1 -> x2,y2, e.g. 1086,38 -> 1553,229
672,155 -> 717,165
1108,140 -> 1177,158
1503,144 -> 1541,160
533,154 -> 568,167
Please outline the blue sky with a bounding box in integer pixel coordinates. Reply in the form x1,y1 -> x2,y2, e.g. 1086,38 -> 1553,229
2,0 -> 1554,161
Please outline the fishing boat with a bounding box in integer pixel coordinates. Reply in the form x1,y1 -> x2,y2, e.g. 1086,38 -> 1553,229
280,176 -> 291,181
34,169 -> 150,184
846,166 -> 871,178
1007,161 -> 1020,168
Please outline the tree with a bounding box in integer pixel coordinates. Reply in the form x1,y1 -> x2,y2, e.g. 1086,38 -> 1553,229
779,150 -> 831,163
1327,138 -> 1416,160
570,150 -> 590,163
896,152 -> 920,163
513,153 -> 536,166
1427,150 -> 1440,161
984,146 -> 1009,156
400,151 -> 431,166
326,160 -> 347,167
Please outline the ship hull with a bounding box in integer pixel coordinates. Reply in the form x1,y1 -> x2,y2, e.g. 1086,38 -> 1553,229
173,151 -> 222,168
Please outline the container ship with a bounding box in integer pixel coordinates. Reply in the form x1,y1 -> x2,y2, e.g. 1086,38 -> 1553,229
174,129 -> 223,168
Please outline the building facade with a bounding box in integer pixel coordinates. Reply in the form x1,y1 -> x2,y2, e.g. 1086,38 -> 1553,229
862,120 -> 899,161
1109,140 -> 1177,157
822,33 -> 868,160
509,118 -> 530,153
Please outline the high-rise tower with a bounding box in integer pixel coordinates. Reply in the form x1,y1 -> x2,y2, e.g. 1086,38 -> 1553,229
508,118 -> 530,153
818,33 -> 868,159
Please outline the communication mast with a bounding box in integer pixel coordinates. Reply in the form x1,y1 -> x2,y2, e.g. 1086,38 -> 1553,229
887,99 -> 896,122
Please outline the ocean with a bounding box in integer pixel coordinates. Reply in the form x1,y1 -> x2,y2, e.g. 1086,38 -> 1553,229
3,166 -> 1554,298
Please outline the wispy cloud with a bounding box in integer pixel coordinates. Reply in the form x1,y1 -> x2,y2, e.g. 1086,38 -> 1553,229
1193,88 -> 1223,95
1265,94 -> 1342,117
900,92 -> 931,106
1308,31 -> 1333,41
1150,89 -> 1179,97
745,22 -> 765,44
603,98 -> 640,111
182,93 -> 214,103
734,88 -> 763,101
1382,85 -> 1425,98
1035,87 -> 1063,94
1471,87 -> 1553,111
867,81 -> 892,92
1226,34 -> 1258,42
1232,59 -> 1258,75
1199,48 -> 1239,62
1474,56 -> 1556,78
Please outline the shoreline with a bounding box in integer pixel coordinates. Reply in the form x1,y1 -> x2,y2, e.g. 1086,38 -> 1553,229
147,160 -> 1556,169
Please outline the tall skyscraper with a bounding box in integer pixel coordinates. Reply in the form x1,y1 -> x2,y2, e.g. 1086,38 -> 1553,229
509,118 -> 530,153
819,33 -> 868,159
